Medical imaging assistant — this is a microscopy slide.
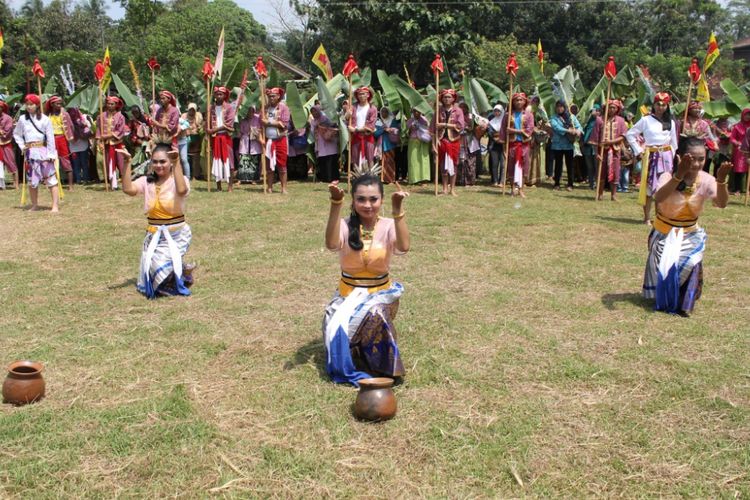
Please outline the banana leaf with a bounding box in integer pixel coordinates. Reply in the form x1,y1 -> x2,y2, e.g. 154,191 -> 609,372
469,78 -> 491,115
236,86 -> 260,120
337,116 -> 349,155
611,65 -> 633,98
285,81 -> 308,129
702,100 -> 734,119
552,66 -> 577,106
304,73 -> 345,109
572,69 -> 588,103
461,72 -> 473,113
576,76 -> 607,122
315,76 -> 338,123
268,67 -> 279,89
391,75 -> 432,119
438,58 -> 453,90
475,78 -> 508,106
222,60 -> 240,88
720,78 -> 750,110
112,73 -> 139,109
372,89 -> 383,109
377,70 -> 402,115
530,65 -> 556,118
350,67 -> 372,88
425,84 -> 436,104
43,76 -> 59,96
190,76 -> 208,110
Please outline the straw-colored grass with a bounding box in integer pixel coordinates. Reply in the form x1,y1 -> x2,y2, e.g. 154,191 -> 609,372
0,176 -> 748,497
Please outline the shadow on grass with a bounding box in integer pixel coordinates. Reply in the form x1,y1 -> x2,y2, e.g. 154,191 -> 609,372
595,215 -> 646,225
601,292 -> 653,311
108,277 -> 137,289
284,338 -> 328,380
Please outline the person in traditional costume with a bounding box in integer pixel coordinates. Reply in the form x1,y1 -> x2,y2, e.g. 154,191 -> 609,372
207,86 -> 236,192
499,93 -> 534,197
406,109 -> 431,184
0,99 -> 19,189
310,105 -> 340,183
582,104 -> 601,190
126,105 -> 151,176
45,95 -> 75,191
679,101 -> 715,171
286,118 -> 309,181
590,99 -> 628,201
96,95 -> 128,189
711,116 -> 732,177
67,107 -> 93,184
486,104 -> 505,186
237,105 -> 262,183
625,92 -> 679,225
13,94 -> 60,212
728,108 -> 750,195
323,171 -> 410,385
456,102 -> 480,186
151,90 -> 180,149
431,88 -> 465,196
642,137 -> 730,315
529,96 -> 549,187
348,87 -> 377,172
261,87 -> 290,194
182,103 -> 204,180
119,144 -> 195,298
374,107 -> 400,183
550,100 -> 582,191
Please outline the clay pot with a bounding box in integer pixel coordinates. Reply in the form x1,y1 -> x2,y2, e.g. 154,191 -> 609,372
353,377 -> 397,422
3,360 -> 45,405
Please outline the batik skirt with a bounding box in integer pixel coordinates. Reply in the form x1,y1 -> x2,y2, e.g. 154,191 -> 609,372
136,223 -> 192,299
322,282 -> 405,386
642,227 -> 705,314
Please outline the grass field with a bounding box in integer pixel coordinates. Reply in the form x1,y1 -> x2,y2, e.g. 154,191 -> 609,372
0,177 -> 748,497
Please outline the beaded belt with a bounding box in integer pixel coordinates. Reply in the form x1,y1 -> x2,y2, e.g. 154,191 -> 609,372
340,272 -> 390,288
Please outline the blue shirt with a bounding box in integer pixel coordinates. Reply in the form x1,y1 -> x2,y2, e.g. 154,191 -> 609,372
550,114 -> 582,151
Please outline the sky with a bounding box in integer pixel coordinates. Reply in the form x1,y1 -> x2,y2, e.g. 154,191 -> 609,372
6,0 -> 279,27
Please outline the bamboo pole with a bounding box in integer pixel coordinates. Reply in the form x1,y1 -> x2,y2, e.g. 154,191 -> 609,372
206,78 -> 212,192
98,85 -> 109,191
347,75 -> 353,192
502,74 -> 514,196
259,76 -> 268,194
594,79 -> 613,200
682,79 -> 694,129
434,70 -> 439,196
151,68 -> 156,110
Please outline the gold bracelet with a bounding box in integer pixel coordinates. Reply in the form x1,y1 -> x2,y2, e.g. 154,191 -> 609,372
392,211 -> 406,219
330,198 -> 344,205
716,179 -> 728,186
673,175 -> 684,183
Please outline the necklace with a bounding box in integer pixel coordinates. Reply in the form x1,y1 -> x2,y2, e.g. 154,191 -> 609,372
360,216 -> 379,240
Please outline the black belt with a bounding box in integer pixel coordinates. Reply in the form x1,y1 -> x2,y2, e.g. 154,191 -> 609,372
341,272 -> 389,288
147,215 -> 185,226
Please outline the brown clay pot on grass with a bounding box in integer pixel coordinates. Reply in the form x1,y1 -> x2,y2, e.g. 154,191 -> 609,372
2,360 -> 45,405
353,377 -> 397,422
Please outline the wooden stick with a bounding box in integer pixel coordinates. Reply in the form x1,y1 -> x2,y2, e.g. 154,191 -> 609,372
502,74 -> 513,195
98,85 -> 109,191
259,76 -> 268,194
151,69 -> 156,110
205,78 -> 212,192
434,70 -> 439,196
347,75 -> 353,192
37,76 -> 42,105
682,79 -> 694,128
594,79 -> 612,200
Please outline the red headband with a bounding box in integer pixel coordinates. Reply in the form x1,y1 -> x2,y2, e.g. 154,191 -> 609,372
159,90 -> 176,107
654,92 -> 671,104
265,87 -> 285,98
607,99 -> 623,112
439,88 -> 457,100
355,86 -> 373,101
213,86 -> 229,97
106,96 -> 123,110
24,94 -> 41,106
512,92 -> 529,106
44,95 -> 62,113
688,101 -> 702,111
0,101 -> 8,113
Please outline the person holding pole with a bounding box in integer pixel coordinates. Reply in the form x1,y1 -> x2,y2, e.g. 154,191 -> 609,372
96,96 -> 128,190
13,94 -> 60,212
151,90 -> 181,149
625,92 -> 678,225
590,99 -> 627,201
207,86 -> 236,192
118,144 -> 195,299
0,99 -> 20,190
45,96 -> 75,192
430,88 -> 464,196
262,87 -> 290,194
348,87 -> 377,170
499,92 -> 534,197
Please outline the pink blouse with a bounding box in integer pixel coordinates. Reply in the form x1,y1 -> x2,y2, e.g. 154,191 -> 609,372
133,175 -> 190,217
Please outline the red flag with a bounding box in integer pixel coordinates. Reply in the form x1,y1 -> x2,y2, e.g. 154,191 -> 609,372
430,54 -> 444,74
688,57 -> 701,84
254,56 -> 268,78
505,53 -> 518,77
32,58 -> 45,78
94,60 -> 105,82
147,56 -> 160,71
201,57 -> 214,81
604,56 -> 617,79
342,54 -> 359,78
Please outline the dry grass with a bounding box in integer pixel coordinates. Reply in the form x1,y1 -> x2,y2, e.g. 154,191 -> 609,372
0,176 -> 748,497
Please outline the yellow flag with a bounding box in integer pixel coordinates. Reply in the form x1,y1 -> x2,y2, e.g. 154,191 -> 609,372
696,73 -> 710,102
311,43 -> 333,81
537,39 -> 544,73
704,32 -> 719,72
100,46 -> 112,92
0,28 -> 4,70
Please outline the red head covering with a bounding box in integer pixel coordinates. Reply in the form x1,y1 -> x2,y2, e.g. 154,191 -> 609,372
44,95 -> 63,113
265,87 -> 285,98
24,94 -> 41,106
654,92 -> 671,104
213,86 -> 229,97
0,101 -> 8,113
159,90 -> 176,107
106,95 -> 123,110
607,99 -> 623,113
512,92 -> 529,107
688,100 -> 702,111
355,86 -> 373,101
439,88 -> 457,100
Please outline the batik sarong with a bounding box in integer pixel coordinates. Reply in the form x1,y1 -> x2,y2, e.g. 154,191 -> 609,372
638,146 -> 673,205
26,158 -> 58,188
137,223 -> 192,299
642,227 -> 705,314
322,282 -> 405,386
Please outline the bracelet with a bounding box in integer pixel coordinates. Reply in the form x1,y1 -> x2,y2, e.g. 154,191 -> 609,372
392,211 -> 406,219
673,175 -> 684,183
716,179 -> 728,186
330,198 -> 344,205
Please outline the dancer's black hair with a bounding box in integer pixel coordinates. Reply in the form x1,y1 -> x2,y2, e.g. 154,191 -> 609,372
347,174 -> 384,251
